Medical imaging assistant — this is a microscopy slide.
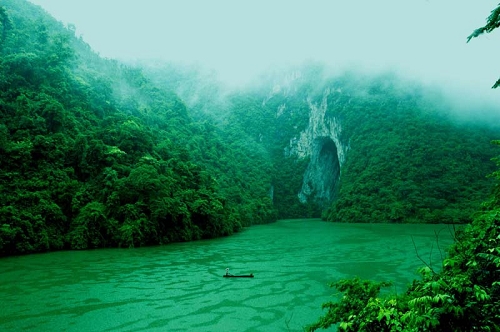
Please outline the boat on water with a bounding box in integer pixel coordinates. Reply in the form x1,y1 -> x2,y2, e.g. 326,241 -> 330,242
223,273 -> 254,278
223,268 -> 253,278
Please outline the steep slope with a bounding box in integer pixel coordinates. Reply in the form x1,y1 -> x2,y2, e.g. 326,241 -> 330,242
3,0 -> 498,258
321,73 -> 499,223
207,68 -> 500,223
0,0 -> 275,256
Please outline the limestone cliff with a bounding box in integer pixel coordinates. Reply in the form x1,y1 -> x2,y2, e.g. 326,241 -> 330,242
286,88 -> 349,206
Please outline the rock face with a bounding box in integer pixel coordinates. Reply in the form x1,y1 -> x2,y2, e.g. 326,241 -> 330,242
287,88 -> 349,206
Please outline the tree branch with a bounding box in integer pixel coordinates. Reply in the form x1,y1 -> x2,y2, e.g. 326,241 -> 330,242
467,5 -> 500,43
411,235 -> 435,275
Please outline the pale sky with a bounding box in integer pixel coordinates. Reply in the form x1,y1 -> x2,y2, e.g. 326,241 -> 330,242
27,0 -> 500,99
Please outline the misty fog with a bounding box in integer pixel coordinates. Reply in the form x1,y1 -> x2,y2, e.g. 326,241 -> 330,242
28,0 -> 500,100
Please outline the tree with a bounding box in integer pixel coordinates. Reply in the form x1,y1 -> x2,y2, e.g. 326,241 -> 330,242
68,201 -> 108,249
0,6 -> 12,49
467,4 -> 500,88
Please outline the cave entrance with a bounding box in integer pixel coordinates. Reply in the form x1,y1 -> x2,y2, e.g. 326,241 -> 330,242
298,137 -> 341,207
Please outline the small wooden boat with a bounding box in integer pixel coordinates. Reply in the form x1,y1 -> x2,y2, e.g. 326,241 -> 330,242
223,273 -> 254,278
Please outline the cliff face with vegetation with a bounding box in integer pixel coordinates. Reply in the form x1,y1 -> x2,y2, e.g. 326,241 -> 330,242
1,0 -> 500,257
287,87 -> 347,207
215,70 -> 499,223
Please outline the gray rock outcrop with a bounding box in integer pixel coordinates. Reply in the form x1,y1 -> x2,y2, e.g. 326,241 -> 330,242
287,88 -> 349,206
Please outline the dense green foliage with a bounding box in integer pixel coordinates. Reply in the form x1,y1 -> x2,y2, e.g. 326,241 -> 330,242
1,0 -> 500,257
142,65 -> 322,219
307,142 -> 500,331
219,70 -> 499,222
0,0 -> 275,256
145,66 -> 500,223
320,73 -> 499,224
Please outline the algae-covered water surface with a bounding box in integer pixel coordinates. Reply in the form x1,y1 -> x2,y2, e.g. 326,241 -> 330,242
0,219 -> 455,331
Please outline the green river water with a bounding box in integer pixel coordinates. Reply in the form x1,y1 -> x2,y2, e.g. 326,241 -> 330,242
0,219 -> 455,331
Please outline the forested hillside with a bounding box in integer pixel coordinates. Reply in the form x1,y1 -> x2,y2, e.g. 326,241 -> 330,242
320,73 -> 499,224
306,5 -> 500,330
1,0 -> 500,257
0,0 -> 275,256
147,63 -> 500,223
